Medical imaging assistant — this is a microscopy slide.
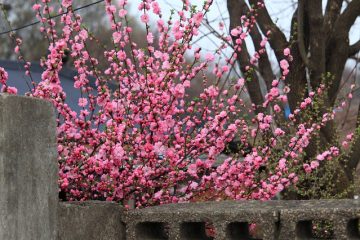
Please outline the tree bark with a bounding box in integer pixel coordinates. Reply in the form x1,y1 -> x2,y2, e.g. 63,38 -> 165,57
227,0 -> 265,110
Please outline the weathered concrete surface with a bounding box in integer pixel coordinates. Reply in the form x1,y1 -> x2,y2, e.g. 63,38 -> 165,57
278,199 -> 360,240
0,94 -> 58,240
125,201 -> 279,240
58,201 -> 125,240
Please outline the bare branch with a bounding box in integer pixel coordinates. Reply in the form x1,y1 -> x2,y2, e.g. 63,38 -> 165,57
335,0 -> 360,33
349,39 -> 360,57
248,0 -> 288,62
324,0 -> 344,38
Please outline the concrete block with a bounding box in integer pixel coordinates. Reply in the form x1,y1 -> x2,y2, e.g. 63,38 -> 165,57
58,201 -> 125,240
0,94 -> 58,240
278,199 -> 360,240
125,201 -> 279,240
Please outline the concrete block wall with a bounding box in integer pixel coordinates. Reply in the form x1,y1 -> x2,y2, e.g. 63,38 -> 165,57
124,200 -> 360,240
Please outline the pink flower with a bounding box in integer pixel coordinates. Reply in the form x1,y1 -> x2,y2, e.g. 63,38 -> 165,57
310,161 -> 319,169
280,59 -> 289,70
79,30 -> 88,40
274,104 -> 281,113
140,14 -> 149,23
316,154 -> 325,161
2,86 -> 17,95
222,66 -> 229,72
152,2 -> 161,15
278,158 -> 287,170
189,181 -> 199,190
304,98 -> 312,104
154,190 -> 163,199
62,0 -> 72,8
32,4 -> 41,11
0,67 -> 8,84
205,53 -> 215,62
117,50 -> 126,60
303,164 -> 312,173
147,33 -> 154,44
173,84 -> 185,98
114,144 -> 125,159
260,37 -> 268,47
231,28 -> 241,37
283,48 -> 290,56
346,133 -> 353,140
193,12 -> 203,25
206,86 -> 219,97
78,98 -> 88,107
119,9 -> 127,18
274,128 -> 285,136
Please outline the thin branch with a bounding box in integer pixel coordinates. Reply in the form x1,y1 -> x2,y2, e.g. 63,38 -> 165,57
239,0 -> 276,91
247,0 -> 288,62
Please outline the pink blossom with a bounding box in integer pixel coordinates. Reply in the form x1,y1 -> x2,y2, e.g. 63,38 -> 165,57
274,104 -> 281,113
32,4 -> 41,11
173,84 -> 185,98
193,12 -> 203,25
205,53 -> 215,62
283,48 -> 290,56
147,33 -> 154,44
2,86 -> 18,95
230,28 -> 240,37
78,98 -> 88,107
152,2 -> 161,15
303,164 -> 312,173
280,59 -> 289,70
119,9 -> 127,18
275,128 -> 285,136
310,161 -> 319,169
141,14 -> 149,23
62,0 -> 72,8
0,67 -> 8,84
278,158 -> 287,170
114,144 -> 125,159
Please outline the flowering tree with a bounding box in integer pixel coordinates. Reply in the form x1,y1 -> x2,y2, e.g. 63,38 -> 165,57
0,0 -> 353,208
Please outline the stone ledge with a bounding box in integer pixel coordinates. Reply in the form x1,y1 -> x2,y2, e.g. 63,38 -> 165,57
58,201 -> 125,240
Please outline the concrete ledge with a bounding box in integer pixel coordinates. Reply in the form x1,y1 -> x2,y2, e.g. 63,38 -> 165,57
58,201 -> 125,240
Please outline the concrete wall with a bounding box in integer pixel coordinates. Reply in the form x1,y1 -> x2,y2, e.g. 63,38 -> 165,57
0,94 -> 58,240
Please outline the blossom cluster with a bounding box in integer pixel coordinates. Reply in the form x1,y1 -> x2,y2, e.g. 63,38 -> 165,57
0,0 -> 353,208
